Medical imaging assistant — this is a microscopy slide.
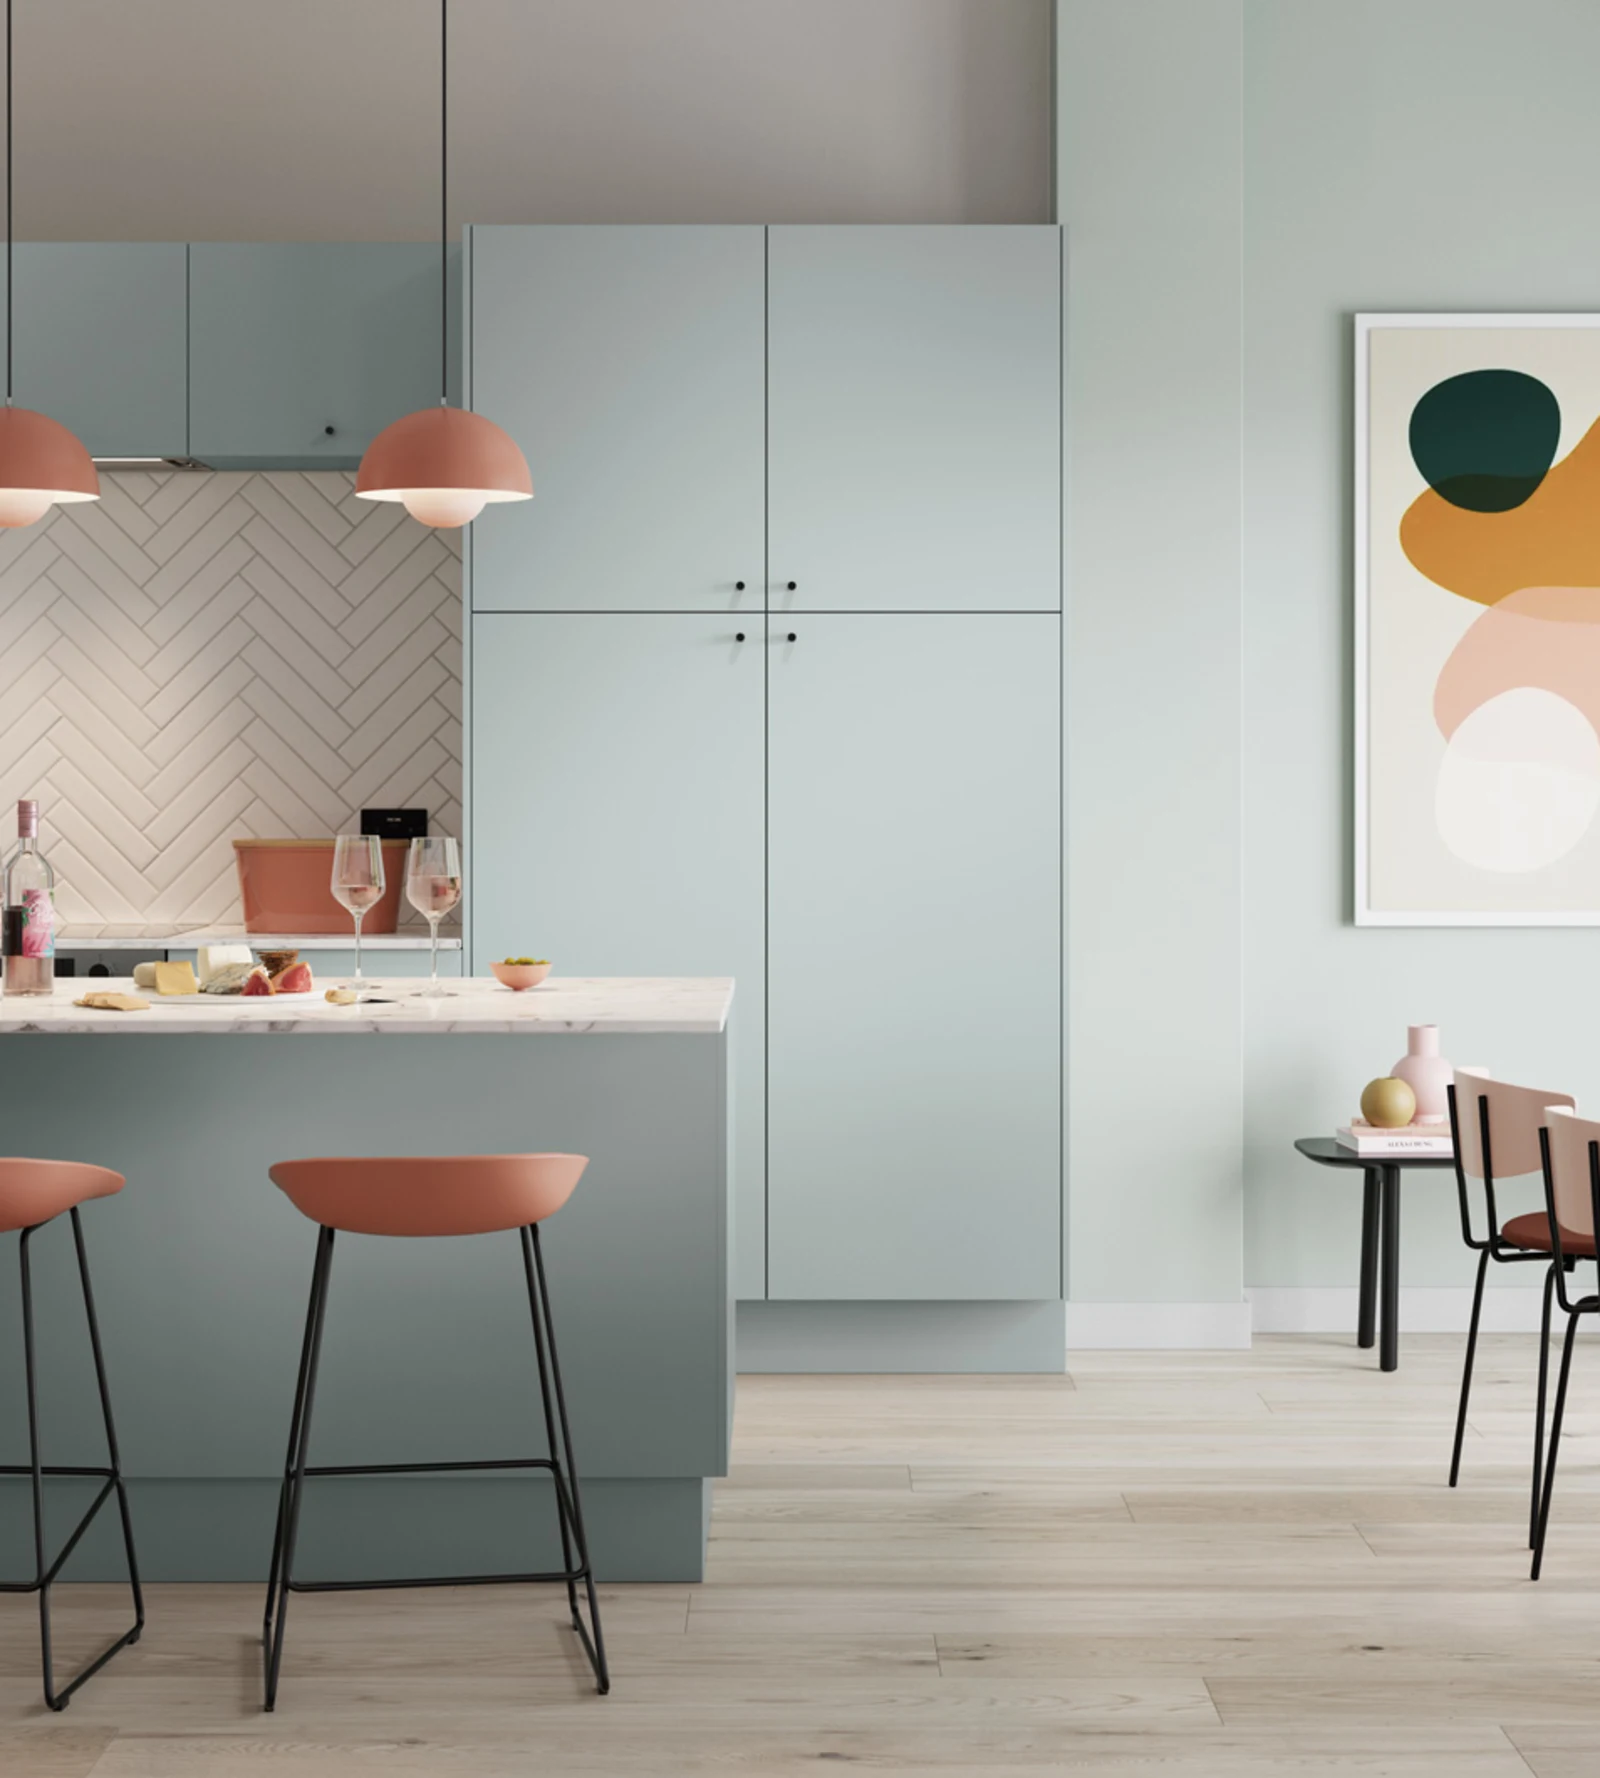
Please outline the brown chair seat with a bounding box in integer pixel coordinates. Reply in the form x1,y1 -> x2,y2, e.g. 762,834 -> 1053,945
1502,1210 -> 1597,1257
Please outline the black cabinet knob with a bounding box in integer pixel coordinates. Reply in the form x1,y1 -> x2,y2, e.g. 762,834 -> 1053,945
786,581 -> 797,591
735,631 -> 746,642
324,424 -> 336,436
735,580 -> 746,592
786,631 -> 797,642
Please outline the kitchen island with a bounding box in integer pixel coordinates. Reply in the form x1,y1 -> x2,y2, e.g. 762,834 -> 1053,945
0,977 -> 733,1583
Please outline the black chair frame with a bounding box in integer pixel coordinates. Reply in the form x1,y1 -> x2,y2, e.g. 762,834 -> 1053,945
1445,1081 -> 1572,1548
1,1207 -> 145,1709
262,1220 -> 609,1709
1531,1123 -> 1600,1579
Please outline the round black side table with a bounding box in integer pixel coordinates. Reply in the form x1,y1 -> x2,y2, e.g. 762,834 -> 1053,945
1293,1137 -> 1456,1372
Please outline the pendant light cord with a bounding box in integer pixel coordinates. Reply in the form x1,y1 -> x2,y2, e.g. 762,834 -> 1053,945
6,0 -> 13,407
439,0 -> 447,407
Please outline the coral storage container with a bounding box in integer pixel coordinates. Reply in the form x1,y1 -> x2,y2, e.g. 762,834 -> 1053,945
233,839 -> 409,934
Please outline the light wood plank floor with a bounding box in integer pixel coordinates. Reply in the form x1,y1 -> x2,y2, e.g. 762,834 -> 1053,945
6,1333 -> 1600,1775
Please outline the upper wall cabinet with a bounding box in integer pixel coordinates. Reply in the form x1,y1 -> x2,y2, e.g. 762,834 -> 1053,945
6,244 -> 188,459
468,226 -> 765,613
189,244 -> 447,468
768,227 -> 1061,613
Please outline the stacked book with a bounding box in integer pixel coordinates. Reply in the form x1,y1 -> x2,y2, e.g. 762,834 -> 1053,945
1335,1119 -> 1453,1157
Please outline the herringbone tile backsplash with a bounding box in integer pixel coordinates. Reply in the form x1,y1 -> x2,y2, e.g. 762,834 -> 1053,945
0,471 -> 461,927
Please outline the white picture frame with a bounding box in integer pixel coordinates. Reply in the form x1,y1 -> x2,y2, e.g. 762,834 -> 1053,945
1355,311 -> 1600,926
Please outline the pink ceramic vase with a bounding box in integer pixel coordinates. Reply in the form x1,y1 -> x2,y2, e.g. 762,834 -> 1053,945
1391,1024 -> 1453,1125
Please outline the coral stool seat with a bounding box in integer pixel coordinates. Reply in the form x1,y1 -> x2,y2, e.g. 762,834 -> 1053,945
268,1153 -> 585,1237
0,1157 -> 122,1234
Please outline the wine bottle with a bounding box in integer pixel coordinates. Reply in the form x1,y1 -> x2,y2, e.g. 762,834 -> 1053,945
3,799 -> 56,996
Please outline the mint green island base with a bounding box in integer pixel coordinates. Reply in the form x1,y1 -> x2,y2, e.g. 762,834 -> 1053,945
0,978 -> 733,1584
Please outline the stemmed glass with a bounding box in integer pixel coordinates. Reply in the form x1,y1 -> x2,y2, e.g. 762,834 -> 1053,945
331,834 -> 385,986
406,836 -> 462,998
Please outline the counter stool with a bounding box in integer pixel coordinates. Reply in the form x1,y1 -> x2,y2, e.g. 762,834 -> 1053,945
261,1153 -> 608,1710
0,1159 -> 144,1710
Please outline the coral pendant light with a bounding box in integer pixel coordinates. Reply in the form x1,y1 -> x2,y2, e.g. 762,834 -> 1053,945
356,0 -> 530,529
0,0 -> 96,528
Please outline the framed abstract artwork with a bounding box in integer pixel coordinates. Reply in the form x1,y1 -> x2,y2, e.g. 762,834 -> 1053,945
1356,313 -> 1600,925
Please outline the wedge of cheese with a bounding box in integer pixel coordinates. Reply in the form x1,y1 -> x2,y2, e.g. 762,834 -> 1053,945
197,943 -> 253,985
153,959 -> 198,996
75,992 -> 149,1011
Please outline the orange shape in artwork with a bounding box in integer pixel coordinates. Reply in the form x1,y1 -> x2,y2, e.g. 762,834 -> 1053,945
1402,419 -> 1600,606
1435,585 -> 1600,741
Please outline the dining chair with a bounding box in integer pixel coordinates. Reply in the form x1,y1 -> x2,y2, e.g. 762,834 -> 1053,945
1531,1105 -> 1600,1578
1447,1071 -> 1577,1546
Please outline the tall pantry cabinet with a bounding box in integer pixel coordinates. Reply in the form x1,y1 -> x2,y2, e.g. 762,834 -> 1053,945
468,224 -> 1062,1310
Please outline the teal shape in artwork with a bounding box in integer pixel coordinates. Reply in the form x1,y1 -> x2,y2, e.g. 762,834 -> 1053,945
1408,368 -> 1560,513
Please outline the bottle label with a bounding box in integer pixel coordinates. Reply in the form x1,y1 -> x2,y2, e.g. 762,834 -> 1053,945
21,888 -> 53,958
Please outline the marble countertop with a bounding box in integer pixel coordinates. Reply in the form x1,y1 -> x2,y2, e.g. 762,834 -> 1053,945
0,976 -> 733,1035
58,925 -> 462,952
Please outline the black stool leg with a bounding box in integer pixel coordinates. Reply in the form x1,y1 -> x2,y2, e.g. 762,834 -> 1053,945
69,1210 -> 145,1649
1532,1308 -> 1579,1581
1530,1260 -> 1557,1548
525,1224 -> 609,1695
522,1226 -> 580,1629
264,1225 -> 336,1711
20,1227 -> 52,1703
263,1223 -> 334,1653
1449,1247 -> 1489,1486
15,1218 -> 144,1712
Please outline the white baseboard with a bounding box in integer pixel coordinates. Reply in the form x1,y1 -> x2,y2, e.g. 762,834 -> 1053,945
1064,1301 -> 1253,1350
1247,1284 -> 1547,1335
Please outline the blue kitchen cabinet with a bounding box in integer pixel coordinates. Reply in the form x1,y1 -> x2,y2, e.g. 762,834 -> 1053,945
471,612 -> 766,1297
6,244 -> 188,458
767,226 -> 1062,614
766,615 -> 1062,1300
464,225 -> 1063,1316
467,226 -> 765,613
189,243 -> 451,467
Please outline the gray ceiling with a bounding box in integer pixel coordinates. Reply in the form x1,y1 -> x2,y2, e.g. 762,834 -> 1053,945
11,0 -> 1052,238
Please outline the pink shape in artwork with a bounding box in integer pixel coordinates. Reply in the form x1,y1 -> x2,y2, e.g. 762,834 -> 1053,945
1435,585 -> 1600,742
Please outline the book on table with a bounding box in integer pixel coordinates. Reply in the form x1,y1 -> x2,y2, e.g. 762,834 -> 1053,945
1335,1120 -> 1453,1157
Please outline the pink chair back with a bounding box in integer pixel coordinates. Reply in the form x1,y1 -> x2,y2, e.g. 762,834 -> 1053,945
1453,1071 -> 1574,1181
1542,1108 -> 1600,1241
0,1158 -> 122,1235
269,1154 -> 587,1237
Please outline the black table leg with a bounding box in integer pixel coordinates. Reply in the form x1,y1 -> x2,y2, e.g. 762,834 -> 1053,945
1357,1168 -> 1380,1350
1380,1163 -> 1401,1372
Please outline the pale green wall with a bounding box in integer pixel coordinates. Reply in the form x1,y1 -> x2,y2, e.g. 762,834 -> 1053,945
1057,0 -> 1245,1305
1059,0 -> 1600,1303
1242,0 -> 1600,1289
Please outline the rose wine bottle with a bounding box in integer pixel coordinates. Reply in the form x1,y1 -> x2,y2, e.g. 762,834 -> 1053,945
3,799 -> 56,996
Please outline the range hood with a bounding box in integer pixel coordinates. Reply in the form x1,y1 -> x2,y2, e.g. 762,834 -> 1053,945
91,454 -> 211,471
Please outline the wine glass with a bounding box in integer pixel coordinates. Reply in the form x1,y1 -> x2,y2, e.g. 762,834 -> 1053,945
405,836 -> 461,998
331,834 -> 385,986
